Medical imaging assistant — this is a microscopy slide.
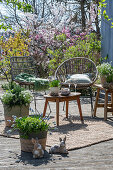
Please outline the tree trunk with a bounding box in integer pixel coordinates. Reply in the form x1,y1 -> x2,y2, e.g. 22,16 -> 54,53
95,0 -> 100,39
80,0 -> 86,31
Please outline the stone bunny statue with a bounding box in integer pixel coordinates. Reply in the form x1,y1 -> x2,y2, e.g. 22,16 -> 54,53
49,136 -> 68,154
32,138 -> 44,158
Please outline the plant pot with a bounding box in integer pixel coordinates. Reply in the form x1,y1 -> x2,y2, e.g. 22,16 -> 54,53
20,131 -> 47,152
50,87 -> 59,96
100,75 -> 107,85
4,104 -> 29,127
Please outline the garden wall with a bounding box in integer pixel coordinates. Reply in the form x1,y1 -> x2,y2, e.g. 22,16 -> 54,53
101,0 -> 113,65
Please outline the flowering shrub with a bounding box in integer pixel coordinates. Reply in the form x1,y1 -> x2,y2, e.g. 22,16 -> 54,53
17,8 -> 101,77
48,31 -> 101,75
0,30 -> 30,80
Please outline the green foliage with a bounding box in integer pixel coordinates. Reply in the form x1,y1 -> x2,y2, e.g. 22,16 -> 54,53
65,33 -> 101,61
34,80 -> 49,91
49,79 -> 60,87
1,82 -> 33,107
0,0 -> 33,30
48,48 -> 64,75
55,33 -> 67,41
97,62 -> 113,83
48,33 -> 101,75
1,81 -> 20,90
2,0 -> 33,12
97,62 -> 113,75
99,0 -> 113,28
14,115 -> 49,138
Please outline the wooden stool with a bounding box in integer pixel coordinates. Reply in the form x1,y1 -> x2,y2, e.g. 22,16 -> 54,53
43,92 -> 83,126
93,84 -> 113,120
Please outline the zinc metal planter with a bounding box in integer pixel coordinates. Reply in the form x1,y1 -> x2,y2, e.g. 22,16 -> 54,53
4,104 -> 29,127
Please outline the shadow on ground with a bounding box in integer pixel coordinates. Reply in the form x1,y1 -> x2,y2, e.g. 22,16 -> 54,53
14,150 -> 69,166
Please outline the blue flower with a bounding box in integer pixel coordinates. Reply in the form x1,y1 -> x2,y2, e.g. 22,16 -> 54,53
7,120 -> 11,122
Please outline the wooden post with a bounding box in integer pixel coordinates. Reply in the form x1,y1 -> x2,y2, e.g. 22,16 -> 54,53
43,99 -> 48,117
104,90 -> 108,121
93,88 -> 100,117
77,97 -> 83,121
66,100 -> 69,118
56,98 -> 59,126
111,92 -> 113,115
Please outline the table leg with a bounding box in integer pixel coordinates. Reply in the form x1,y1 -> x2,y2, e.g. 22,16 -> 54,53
93,88 -> 100,117
104,90 -> 108,121
43,99 -> 48,117
66,100 -> 69,118
56,98 -> 59,126
77,97 -> 83,121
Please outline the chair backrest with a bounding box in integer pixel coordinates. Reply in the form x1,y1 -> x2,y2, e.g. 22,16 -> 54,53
55,57 -> 98,86
10,56 -> 37,81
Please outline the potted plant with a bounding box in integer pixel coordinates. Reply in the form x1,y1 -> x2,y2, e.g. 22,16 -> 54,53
1,82 -> 33,127
13,115 -> 50,152
49,79 -> 60,96
97,62 -> 113,85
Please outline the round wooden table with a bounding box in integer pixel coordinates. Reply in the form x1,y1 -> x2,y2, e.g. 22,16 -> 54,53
43,92 -> 83,126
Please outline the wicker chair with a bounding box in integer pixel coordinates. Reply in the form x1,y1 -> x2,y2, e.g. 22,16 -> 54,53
10,56 -> 37,88
55,57 -> 98,115
10,56 -> 38,111
10,56 -> 51,114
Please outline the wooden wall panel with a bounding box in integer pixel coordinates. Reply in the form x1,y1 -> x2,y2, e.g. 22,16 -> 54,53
101,0 -> 113,65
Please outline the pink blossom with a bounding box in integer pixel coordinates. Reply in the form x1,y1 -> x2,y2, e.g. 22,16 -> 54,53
80,32 -> 86,36
69,43 -> 74,46
35,34 -> 39,40
66,33 -> 70,38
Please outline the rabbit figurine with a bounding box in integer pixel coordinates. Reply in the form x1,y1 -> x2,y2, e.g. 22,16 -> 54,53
32,138 -> 44,158
49,136 -> 68,154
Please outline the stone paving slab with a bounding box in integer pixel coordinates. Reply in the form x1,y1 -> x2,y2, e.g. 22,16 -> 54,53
0,136 -> 113,170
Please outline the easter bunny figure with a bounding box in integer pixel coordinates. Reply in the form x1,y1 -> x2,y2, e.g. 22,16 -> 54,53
32,138 -> 44,158
49,136 -> 68,154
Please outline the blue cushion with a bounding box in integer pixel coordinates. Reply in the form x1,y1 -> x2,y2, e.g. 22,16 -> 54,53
65,74 -> 92,84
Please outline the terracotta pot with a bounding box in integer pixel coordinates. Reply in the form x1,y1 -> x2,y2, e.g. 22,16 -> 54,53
4,105 -> 29,127
50,87 -> 59,96
20,131 -> 47,152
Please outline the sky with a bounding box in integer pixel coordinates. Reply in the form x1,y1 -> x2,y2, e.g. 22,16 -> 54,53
0,4 -> 8,15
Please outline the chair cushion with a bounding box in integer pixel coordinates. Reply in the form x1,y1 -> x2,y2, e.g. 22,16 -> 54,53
15,73 -> 49,90
65,74 -> 92,84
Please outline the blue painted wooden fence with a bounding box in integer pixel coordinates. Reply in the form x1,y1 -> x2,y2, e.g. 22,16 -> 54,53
101,0 -> 113,65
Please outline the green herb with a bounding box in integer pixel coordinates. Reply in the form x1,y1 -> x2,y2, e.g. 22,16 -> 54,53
49,79 -> 60,87
14,116 -> 50,138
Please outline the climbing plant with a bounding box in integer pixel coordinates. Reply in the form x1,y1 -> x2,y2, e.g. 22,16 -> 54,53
99,0 -> 113,28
